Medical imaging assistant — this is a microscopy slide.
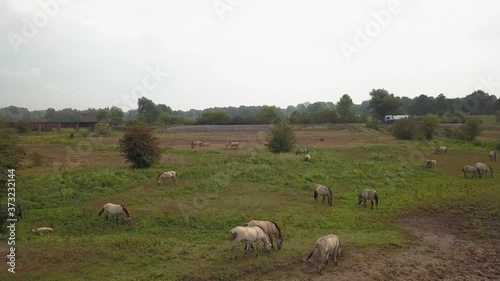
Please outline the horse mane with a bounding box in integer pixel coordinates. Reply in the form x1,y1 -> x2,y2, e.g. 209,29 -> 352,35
313,190 -> 318,200
271,221 -> 282,239
327,187 -> 332,199
374,192 -> 379,205
254,225 -> 269,240
230,231 -> 238,241
121,205 -> 131,218
98,207 -> 105,216
157,172 -> 163,182
487,164 -> 493,173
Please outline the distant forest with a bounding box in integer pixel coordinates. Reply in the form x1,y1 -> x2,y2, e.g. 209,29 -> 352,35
1,89 -> 499,125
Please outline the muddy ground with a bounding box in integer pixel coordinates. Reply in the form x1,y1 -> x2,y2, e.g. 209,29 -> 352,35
236,213 -> 500,281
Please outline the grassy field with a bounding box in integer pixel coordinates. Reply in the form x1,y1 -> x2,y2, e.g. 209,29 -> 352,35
1,125 -> 499,280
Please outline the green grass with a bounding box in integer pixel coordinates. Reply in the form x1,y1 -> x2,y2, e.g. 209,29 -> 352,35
2,133 -> 500,281
476,115 -> 497,125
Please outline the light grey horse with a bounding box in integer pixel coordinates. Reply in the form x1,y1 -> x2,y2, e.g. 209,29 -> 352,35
489,151 -> 497,161
304,154 -> 312,161
226,142 -> 239,149
475,162 -> 493,178
245,220 -> 283,250
98,203 -> 132,226
314,184 -> 333,207
436,146 -> 448,154
229,225 -> 272,262
296,148 -> 308,155
358,189 -> 378,210
191,140 -> 202,149
199,142 -> 210,148
306,233 -> 342,275
462,165 -> 481,178
157,171 -> 177,185
426,159 -> 436,168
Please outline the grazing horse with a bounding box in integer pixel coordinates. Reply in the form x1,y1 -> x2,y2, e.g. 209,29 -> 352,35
304,154 -> 312,161
245,220 -> 283,250
157,171 -> 177,185
306,233 -> 342,275
314,184 -> 333,207
229,225 -> 272,262
296,148 -> 308,155
191,140 -> 202,149
489,151 -> 497,161
226,142 -> 239,149
98,203 -> 132,226
426,159 -> 436,168
32,227 -> 53,233
358,189 -> 378,210
199,142 -> 210,148
475,162 -> 493,178
436,146 -> 448,154
462,165 -> 481,178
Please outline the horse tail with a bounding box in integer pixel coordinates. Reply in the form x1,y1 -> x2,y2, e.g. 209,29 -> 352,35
327,187 -> 332,199
306,243 -> 319,261
230,231 -> 238,241
157,172 -> 163,183
374,192 -> 379,206
314,190 -> 318,200
98,207 -> 105,216
488,164 -> 493,177
121,205 -> 131,218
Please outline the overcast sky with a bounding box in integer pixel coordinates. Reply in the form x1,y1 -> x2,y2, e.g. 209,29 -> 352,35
0,0 -> 499,111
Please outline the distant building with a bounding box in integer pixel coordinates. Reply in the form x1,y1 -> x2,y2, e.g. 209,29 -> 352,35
7,114 -> 110,131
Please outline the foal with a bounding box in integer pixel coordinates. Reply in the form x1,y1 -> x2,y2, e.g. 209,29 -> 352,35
229,225 -> 272,262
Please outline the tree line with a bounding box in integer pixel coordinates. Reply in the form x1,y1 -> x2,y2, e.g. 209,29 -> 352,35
1,89 -> 499,125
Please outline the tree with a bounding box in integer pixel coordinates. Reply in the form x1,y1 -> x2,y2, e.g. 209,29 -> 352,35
16,120 -> 30,134
109,106 -> 124,126
197,111 -> 230,125
337,94 -> 354,122
419,114 -> 441,140
265,121 -> 296,153
96,108 -> 110,121
368,89 -> 405,120
138,97 -> 159,124
117,127 -> 161,168
256,105 -> 284,124
408,94 -> 434,115
45,108 -> 56,121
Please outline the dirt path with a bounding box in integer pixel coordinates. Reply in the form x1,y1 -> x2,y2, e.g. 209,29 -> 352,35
239,213 -> 500,281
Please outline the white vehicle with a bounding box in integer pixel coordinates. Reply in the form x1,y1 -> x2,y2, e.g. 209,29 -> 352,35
381,115 -> 408,124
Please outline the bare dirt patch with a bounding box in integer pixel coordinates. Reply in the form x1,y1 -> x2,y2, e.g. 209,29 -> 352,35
232,213 -> 500,281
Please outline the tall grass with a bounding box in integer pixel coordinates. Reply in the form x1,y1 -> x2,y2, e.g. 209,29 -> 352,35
3,134 -> 500,281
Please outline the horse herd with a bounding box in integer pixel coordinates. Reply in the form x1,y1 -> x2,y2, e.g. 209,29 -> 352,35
96,164 -> 378,275
427,146 -> 495,179
191,140 -> 239,149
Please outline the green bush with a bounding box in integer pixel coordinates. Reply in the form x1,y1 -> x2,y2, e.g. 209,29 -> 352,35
0,131 -> 26,192
391,118 -> 420,140
365,119 -> 380,130
265,121 -> 296,153
419,114 -> 441,140
117,127 -> 161,168
458,116 -> 482,141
